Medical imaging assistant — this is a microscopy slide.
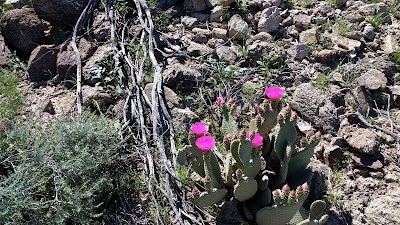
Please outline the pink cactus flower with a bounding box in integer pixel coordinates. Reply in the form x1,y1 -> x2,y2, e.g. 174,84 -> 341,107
265,87 -> 284,100
195,136 -> 216,152
246,132 -> 264,148
191,122 -> 208,136
216,96 -> 225,106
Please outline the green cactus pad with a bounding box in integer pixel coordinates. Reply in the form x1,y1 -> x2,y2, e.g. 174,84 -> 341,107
234,177 -> 258,202
177,145 -> 205,177
290,200 -> 328,225
197,188 -> 228,207
221,107 -> 239,136
230,139 -> 243,167
256,199 -> 305,225
287,146 -> 315,181
243,157 -> 262,178
209,151 -> 224,188
239,140 -> 253,165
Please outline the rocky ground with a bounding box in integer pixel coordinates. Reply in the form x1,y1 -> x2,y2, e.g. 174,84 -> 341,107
0,0 -> 400,224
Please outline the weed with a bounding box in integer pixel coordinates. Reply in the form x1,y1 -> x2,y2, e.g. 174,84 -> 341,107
146,0 -> 159,8
236,0 -> 248,12
315,73 -> 333,91
320,20 -> 333,33
368,13 -> 388,30
0,3 -> 13,17
389,3 -> 400,18
0,69 -> 24,120
388,51 -> 400,64
336,19 -> 351,36
326,192 -> 344,207
209,58 -> 243,81
297,0 -> 312,8
243,81 -> 261,100
176,165 -> 191,183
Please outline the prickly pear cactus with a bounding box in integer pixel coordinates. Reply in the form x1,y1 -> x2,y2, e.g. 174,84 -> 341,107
178,87 -> 327,225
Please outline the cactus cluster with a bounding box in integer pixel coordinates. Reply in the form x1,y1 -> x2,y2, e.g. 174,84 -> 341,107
178,87 -> 328,225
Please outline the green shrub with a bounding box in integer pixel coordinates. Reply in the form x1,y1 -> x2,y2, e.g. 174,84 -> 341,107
0,113 -> 140,224
0,69 -> 24,120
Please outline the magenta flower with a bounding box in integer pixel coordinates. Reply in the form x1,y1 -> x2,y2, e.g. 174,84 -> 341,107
195,136 -> 216,152
216,96 -> 225,106
246,132 -> 264,148
191,122 -> 208,136
265,87 -> 284,100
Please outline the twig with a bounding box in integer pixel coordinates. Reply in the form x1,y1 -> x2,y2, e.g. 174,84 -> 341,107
342,88 -> 400,143
71,0 -> 98,115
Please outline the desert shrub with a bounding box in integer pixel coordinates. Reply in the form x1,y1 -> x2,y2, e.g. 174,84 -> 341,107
0,69 -> 24,120
0,113 -> 139,224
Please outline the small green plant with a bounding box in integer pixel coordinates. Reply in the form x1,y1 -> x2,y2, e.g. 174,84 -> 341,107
367,13 -> 388,30
326,192 -> 344,207
297,0 -> 312,8
0,69 -> 24,120
0,3 -> 13,17
237,0 -> 249,12
336,19 -> 350,36
315,74 -> 333,91
320,20 -> 333,33
388,51 -> 400,64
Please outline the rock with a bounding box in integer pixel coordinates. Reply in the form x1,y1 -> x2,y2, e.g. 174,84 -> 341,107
82,45 -> 112,86
355,69 -> 387,90
212,28 -> 227,40
57,38 -> 97,82
323,145 -> 343,166
191,12 -> 210,22
192,28 -> 210,43
181,16 -> 198,29
0,34 -> 12,67
32,0 -> 90,26
192,0 -> 207,11
364,188 -> 400,225
250,32 -> 273,43
308,159 -> 333,205
81,85 -> 115,108
336,0 -> 347,8
382,34 -> 400,54
333,36 -> 361,51
42,100 -> 55,115
293,14 -> 312,30
363,24 -> 375,41
290,44 -> 310,60
341,126 -> 380,155
27,45 -> 59,82
171,107 -> 198,132
163,63 -> 202,92
228,14 -> 249,40
187,41 -> 212,56
348,86 -> 374,114
220,0 -> 235,6
144,83 -> 180,108
292,83 -> 339,133
0,8 -> 45,53
92,14 -> 111,42
216,46 -> 237,63
258,6 -> 281,33
314,49 -> 341,63
4,0 -> 30,8
299,28 -> 319,45
210,6 -> 224,22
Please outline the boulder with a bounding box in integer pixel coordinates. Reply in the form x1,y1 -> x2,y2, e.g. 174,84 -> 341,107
192,0 -> 207,11
0,8 -> 45,53
82,45 -> 112,86
355,69 -> 387,90
57,38 -> 97,81
290,44 -> 310,60
258,6 -> 281,33
32,0 -> 90,26
364,189 -> 400,225
187,41 -> 212,56
163,63 -> 202,92
144,83 -> 180,108
27,45 -> 59,82
341,126 -> 380,155
228,14 -> 249,40
82,85 -> 116,108
299,28 -> 319,45
292,83 -> 339,133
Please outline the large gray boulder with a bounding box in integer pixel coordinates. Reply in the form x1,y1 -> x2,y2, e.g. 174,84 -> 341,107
258,6 -> 281,33
32,0 -> 90,26
0,8 -> 45,53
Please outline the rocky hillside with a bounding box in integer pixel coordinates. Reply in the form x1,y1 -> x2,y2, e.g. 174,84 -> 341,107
0,0 -> 399,224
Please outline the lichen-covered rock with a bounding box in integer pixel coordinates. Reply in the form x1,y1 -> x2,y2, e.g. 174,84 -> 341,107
364,187 -> 400,225
258,6 -> 281,33
292,83 -> 339,133
341,126 -> 380,155
355,69 -> 387,90
228,14 -> 249,40
0,8 -> 45,53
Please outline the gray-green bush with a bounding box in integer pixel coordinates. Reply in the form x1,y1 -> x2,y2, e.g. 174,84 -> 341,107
0,113 -> 140,224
